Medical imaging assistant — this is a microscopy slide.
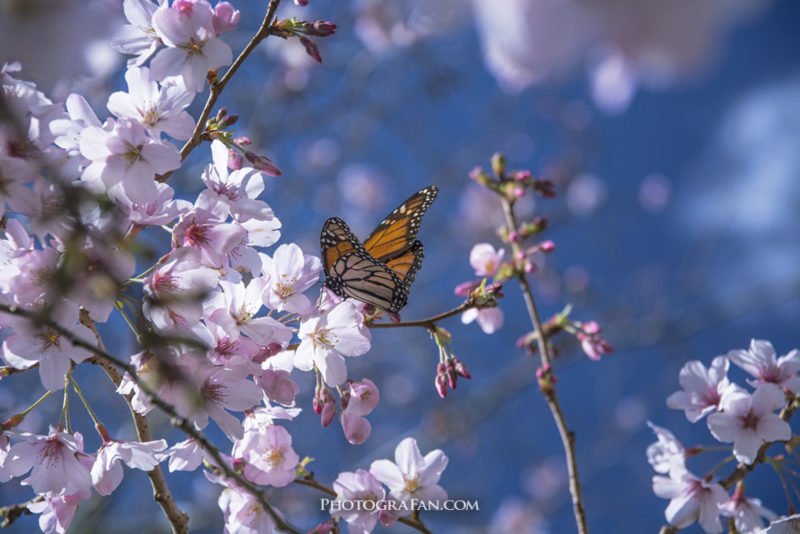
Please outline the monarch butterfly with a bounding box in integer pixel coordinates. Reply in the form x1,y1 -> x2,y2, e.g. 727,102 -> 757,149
320,185 -> 439,313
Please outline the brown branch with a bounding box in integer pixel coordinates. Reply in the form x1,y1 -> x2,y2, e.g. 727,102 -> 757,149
0,495 -> 41,527
79,309 -> 189,534
158,0 -> 283,183
501,197 -> 589,534
0,303 -> 300,534
367,302 -> 474,329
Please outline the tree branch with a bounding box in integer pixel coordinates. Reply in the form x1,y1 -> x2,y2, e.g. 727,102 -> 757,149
500,198 -> 590,534
367,302 -> 474,329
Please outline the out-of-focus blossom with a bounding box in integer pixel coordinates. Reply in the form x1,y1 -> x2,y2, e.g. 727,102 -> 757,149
161,438 -> 206,472
727,339 -> 800,393
639,174 -> 672,213
469,243 -> 504,277
461,306 -> 503,334
370,437 -> 448,509
706,384 -> 791,465
216,479 -> 277,534
113,0 -> 165,66
566,173 -> 606,217
667,357 -> 736,422
719,484 -> 776,533
646,422 -> 686,477
764,515 -> 800,533
28,490 -> 91,534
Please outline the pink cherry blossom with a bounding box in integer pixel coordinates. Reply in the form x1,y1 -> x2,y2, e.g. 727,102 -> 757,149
257,369 -> 299,406
28,490 -> 91,534
652,468 -> 728,533
189,364 -> 264,440
50,94 -> 102,156
143,248 -> 218,331
162,438 -> 206,472
91,438 -> 167,495
764,515 -> 800,533
172,206 -> 246,268
107,66 -> 195,140
646,421 -> 685,477
706,384 -> 791,465
295,301 -> 371,386
469,242 -> 504,277
110,181 -> 192,226
212,2 -> 240,35
345,378 -> 380,417
79,117 -> 181,204
216,479 -> 276,533
727,339 -> 800,393
719,485 -> 776,533
461,306 -> 503,334
340,414 -> 371,445
151,0 -> 234,92
233,424 -> 299,487
369,437 -> 448,509
667,356 -> 737,422
261,243 -> 322,314
3,427 -> 92,495
111,0 -> 165,66
1,304 -> 94,391
204,279 -> 293,347
331,469 -> 386,533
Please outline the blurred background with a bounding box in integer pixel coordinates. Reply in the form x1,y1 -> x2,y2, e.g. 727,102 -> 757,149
1,0 -> 799,532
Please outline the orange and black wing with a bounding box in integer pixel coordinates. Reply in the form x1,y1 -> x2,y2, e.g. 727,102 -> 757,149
383,240 -> 424,297
325,251 -> 409,313
362,185 -> 438,263
320,217 -> 361,279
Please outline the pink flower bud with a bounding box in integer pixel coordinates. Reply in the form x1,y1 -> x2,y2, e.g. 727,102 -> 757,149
174,0 -> 193,15
310,20 -> 337,37
513,187 -> 526,198
524,261 -> 536,273
539,240 -> 555,253
245,151 -> 282,176
308,518 -> 338,534
515,170 -> 532,181
321,396 -> 337,427
213,2 -> 240,35
453,358 -> 471,380
294,0 -> 310,5
228,150 -> 243,170
445,359 -> 458,389
299,36 -> 323,63
508,231 -> 520,243
435,374 -> 448,398
582,321 -> 601,334
234,136 -> 252,147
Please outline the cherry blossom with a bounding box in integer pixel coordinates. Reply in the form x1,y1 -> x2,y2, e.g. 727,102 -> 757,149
172,206 -> 246,268
261,243 -> 322,314
764,515 -> 800,533
27,490 -> 91,534
727,339 -> 800,393
667,356 -> 737,422
706,383 -> 791,465
79,117 -> 181,203
369,437 -> 448,509
652,468 -> 727,533
331,469 -> 386,534
233,424 -> 299,488
646,422 -> 685,477
295,301 -> 371,386
719,484 -> 776,533
2,428 -> 92,495
161,438 -> 206,472
1,305 -> 94,391
91,439 -> 168,495
216,479 -> 276,534
461,306 -> 503,334
150,0 -> 234,92
469,242 -> 504,277
112,0 -> 165,67
107,66 -> 195,140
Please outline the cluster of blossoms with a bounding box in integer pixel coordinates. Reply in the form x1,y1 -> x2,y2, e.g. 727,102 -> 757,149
648,339 -> 800,533
0,1 -> 443,533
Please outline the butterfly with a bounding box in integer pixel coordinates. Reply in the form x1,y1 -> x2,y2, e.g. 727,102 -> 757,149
320,185 -> 439,313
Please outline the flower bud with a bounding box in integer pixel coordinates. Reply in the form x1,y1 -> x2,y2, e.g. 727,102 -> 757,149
491,152 -> 506,177
445,359 -> 458,389
234,136 -> 252,147
435,373 -> 448,398
469,166 -> 492,187
299,36 -> 323,63
508,230 -> 520,243
454,279 -> 481,297
310,20 -> 337,37
453,358 -> 471,380
217,113 -> 239,129
514,170 -> 532,182
538,240 -> 555,254
321,395 -> 337,427
245,151 -> 282,176
228,149 -> 243,170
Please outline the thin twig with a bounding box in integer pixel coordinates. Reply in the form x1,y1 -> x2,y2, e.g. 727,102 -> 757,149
501,198 -> 589,534
158,0 -> 283,183
367,302 -> 474,329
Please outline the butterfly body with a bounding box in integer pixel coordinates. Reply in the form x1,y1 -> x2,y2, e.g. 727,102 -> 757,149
320,186 -> 438,313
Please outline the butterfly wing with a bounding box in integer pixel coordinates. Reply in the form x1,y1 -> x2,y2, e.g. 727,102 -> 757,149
383,240 -> 424,296
362,185 -> 438,263
320,217 -> 361,279
327,251 -> 408,313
